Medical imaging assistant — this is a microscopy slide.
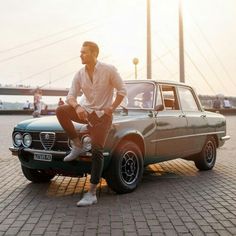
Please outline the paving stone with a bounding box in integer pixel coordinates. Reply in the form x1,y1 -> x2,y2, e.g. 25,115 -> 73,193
16,231 -> 31,236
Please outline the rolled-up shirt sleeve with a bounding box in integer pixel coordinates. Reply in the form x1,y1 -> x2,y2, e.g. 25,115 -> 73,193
66,72 -> 81,103
110,66 -> 127,97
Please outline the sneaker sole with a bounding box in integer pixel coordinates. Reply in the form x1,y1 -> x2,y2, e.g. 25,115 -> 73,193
76,200 -> 97,207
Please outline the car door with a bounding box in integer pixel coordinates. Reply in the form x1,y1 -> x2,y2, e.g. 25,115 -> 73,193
124,81 -> 158,159
177,86 -> 208,155
154,84 -> 189,160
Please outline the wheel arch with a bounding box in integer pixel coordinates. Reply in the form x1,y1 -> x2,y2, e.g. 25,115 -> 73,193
111,130 -> 145,158
194,135 -> 217,171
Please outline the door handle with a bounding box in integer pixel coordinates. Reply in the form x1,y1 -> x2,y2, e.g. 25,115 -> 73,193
179,114 -> 186,118
200,114 -> 206,118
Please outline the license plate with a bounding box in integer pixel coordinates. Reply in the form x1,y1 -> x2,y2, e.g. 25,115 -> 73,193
34,153 -> 52,162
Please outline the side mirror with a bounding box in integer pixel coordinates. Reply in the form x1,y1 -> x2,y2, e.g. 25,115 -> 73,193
155,104 -> 164,111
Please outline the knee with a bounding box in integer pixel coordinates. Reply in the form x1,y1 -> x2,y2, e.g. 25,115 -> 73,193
56,104 -> 69,118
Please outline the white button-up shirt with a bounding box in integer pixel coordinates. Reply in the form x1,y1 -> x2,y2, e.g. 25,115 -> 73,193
66,61 -> 127,117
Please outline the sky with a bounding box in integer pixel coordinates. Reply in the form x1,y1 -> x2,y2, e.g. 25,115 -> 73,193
0,0 -> 236,104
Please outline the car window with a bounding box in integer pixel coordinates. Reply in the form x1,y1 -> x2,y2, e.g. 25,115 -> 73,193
160,85 -> 179,110
178,87 -> 200,111
125,83 -> 155,109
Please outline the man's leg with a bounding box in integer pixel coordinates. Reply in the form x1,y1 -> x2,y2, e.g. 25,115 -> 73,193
56,104 -> 87,161
56,104 -> 83,139
77,113 -> 112,206
90,114 -> 112,185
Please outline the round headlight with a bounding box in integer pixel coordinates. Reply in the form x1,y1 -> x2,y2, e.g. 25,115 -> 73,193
22,133 -> 32,147
13,133 -> 22,147
82,135 -> 92,151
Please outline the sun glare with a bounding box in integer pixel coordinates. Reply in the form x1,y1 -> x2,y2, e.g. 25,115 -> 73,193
0,0 -> 236,96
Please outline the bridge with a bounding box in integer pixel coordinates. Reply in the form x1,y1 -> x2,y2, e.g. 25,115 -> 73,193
0,86 -> 68,96
1,86 -> 236,116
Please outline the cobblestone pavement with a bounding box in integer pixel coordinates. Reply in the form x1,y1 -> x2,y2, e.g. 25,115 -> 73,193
0,115 -> 235,236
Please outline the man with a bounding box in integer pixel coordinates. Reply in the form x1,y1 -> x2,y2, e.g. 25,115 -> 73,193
58,97 -> 65,106
56,41 -> 126,206
142,91 -> 153,108
33,88 -> 42,117
23,100 -> 30,110
213,96 -> 221,109
223,97 -> 231,108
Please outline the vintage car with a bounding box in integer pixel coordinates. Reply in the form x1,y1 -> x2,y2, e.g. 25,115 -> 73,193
10,80 -> 230,193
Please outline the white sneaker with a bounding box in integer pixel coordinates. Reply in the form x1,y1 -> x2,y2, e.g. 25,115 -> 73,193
63,146 -> 87,162
77,192 -> 97,207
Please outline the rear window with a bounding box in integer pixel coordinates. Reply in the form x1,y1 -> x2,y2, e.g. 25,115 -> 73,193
178,87 -> 200,111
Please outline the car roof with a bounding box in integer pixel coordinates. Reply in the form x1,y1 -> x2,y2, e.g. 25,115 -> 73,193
124,79 -> 192,88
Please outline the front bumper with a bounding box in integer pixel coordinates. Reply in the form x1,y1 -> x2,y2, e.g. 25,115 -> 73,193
220,135 -> 230,141
9,147 -> 110,157
9,146 -> 111,176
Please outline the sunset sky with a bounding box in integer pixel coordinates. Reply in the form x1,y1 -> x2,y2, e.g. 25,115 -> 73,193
0,0 -> 236,103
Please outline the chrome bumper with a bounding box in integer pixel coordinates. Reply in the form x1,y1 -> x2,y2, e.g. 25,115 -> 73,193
220,135 -> 230,141
9,147 -> 109,157
9,147 -> 20,156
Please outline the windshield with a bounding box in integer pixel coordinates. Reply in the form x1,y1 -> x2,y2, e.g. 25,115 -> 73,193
120,82 -> 155,109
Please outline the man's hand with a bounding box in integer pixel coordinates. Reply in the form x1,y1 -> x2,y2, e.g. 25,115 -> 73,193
75,106 -> 88,121
104,106 -> 114,117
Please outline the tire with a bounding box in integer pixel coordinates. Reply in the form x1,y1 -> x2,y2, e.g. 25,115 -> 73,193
21,165 -> 55,183
105,141 -> 144,194
194,136 -> 217,171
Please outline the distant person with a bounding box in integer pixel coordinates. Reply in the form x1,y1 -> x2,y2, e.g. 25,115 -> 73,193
213,96 -> 221,109
44,104 -> 48,115
223,97 -> 231,108
58,98 -> 65,106
33,88 -> 42,117
142,91 -> 152,108
23,100 -> 30,110
0,100 -> 3,110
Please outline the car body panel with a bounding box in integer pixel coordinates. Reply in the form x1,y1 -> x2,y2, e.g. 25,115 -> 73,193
154,110 -> 188,159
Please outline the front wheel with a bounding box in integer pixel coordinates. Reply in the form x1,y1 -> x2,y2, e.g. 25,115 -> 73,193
21,165 -> 55,183
105,141 -> 144,194
194,136 -> 217,171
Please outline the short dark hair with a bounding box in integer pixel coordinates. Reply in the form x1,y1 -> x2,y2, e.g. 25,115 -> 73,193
82,41 -> 99,56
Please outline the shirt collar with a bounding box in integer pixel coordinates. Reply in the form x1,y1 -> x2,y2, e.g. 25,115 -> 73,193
94,61 -> 101,71
85,61 -> 100,72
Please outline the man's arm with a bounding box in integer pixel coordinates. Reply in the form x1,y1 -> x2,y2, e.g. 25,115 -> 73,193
104,94 -> 125,116
104,66 -> 127,116
65,72 -> 87,120
67,96 -> 79,109
67,95 -> 88,120
66,72 -> 82,108
111,94 -> 125,110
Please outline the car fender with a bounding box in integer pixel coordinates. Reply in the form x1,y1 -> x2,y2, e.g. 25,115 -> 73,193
109,128 -> 145,157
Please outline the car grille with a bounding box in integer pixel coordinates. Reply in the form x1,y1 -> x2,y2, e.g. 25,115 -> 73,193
16,131 -> 71,151
39,132 -> 56,150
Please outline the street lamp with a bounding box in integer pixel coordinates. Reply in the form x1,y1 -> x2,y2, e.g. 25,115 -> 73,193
179,0 -> 185,83
132,58 -> 139,79
147,0 -> 152,80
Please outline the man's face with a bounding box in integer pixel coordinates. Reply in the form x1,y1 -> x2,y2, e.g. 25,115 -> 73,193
80,46 -> 94,65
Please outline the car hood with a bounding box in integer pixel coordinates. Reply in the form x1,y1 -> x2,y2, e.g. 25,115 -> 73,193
14,111 -> 150,132
15,116 -> 65,132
